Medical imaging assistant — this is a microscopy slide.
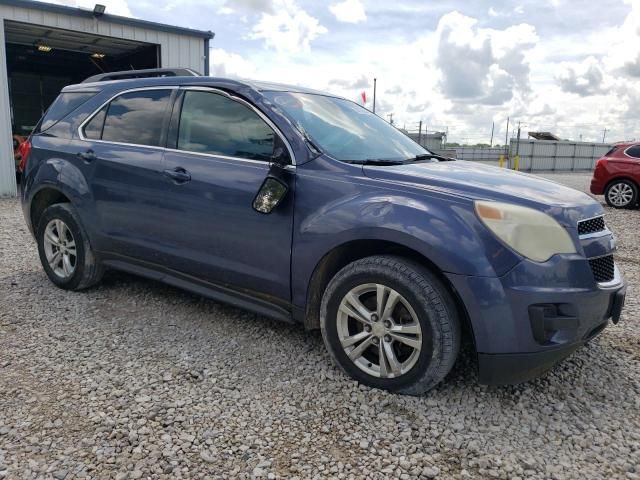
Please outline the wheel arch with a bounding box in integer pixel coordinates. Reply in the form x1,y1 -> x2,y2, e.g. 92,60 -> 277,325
29,187 -> 72,234
605,176 -> 639,192
302,239 -> 476,350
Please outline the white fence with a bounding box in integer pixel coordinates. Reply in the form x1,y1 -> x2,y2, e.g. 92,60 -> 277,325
508,139 -> 612,172
453,147 -> 505,162
448,140 -> 612,171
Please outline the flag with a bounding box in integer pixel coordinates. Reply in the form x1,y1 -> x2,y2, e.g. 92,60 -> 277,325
361,91 -> 367,104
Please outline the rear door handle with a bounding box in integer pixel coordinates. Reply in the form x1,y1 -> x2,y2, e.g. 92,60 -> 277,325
77,149 -> 97,163
163,167 -> 191,184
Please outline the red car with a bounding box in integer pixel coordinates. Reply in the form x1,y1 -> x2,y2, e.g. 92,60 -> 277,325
591,142 -> 640,208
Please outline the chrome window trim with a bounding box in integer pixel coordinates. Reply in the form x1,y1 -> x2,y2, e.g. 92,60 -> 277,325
78,85 -> 297,167
623,145 -> 640,159
77,86 -> 178,150
174,86 -> 297,166
163,147 -> 279,166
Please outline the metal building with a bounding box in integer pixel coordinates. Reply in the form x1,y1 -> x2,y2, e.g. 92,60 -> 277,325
406,131 -> 447,151
0,0 -> 214,196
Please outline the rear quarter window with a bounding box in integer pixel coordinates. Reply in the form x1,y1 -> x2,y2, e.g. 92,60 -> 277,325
38,92 -> 97,132
625,145 -> 640,158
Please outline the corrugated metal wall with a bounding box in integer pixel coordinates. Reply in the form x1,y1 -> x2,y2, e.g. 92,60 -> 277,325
454,147 -> 505,162
0,3 -> 207,196
0,19 -> 12,196
508,139 -> 611,172
406,133 -> 445,151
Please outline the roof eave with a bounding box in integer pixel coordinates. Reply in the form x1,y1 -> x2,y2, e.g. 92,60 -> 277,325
0,0 -> 214,39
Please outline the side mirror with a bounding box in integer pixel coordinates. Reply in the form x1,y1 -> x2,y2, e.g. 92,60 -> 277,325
253,176 -> 289,214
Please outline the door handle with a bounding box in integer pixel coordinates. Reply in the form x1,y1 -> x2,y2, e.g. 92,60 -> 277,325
77,149 -> 97,163
163,167 -> 191,184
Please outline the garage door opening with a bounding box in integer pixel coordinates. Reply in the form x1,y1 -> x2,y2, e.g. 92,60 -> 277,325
4,20 -> 160,136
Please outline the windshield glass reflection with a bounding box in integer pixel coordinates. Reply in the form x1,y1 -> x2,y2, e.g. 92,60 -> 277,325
263,92 -> 428,162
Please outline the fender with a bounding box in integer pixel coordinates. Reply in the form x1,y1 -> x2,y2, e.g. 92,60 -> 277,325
23,140 -> 95,236
291,157 -> 522,308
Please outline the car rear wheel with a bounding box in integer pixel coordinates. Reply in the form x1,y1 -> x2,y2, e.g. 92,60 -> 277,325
37,203 -> 104,290
320,255 -> 461,395
605,180 -> 638,208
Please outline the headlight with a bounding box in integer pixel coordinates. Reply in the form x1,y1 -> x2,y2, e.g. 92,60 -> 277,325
475,201 -> 576,262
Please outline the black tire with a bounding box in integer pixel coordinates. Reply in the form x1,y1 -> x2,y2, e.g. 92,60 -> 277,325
36,203 -> 104,290
320,255 -> 461,395
604,179 -> 638,209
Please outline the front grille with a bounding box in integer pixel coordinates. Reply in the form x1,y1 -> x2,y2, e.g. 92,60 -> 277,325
578,216 -> 606,236
589,255 -> 615,283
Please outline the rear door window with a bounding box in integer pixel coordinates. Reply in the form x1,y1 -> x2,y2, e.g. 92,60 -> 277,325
626,145 -> 640,158
83,89 -> 172,147
39,91 -> 97,132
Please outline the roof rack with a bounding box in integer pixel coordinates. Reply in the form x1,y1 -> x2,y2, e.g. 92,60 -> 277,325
82,68 -> 201,83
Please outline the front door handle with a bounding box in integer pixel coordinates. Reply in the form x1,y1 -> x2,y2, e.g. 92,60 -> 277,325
77,149 -> 97,163
163,167 -> 191,184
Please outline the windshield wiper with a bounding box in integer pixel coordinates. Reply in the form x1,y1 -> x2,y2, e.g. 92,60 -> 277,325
344,159 -> 406,166
409,153 -> 455,162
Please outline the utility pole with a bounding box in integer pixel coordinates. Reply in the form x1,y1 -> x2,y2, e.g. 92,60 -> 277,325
515,121 -> 522,157
373,78 -> 377,114
490,121 -> 494,147
418,120 -> 423,146
387,113 -> 394,125
504,116 -> 510,156
602,128 -> 608,143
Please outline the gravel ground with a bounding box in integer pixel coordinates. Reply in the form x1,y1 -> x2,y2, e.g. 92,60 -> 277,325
1,172 -> 639,480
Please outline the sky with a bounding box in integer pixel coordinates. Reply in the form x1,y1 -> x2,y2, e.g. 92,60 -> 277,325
47,0 -> 640,145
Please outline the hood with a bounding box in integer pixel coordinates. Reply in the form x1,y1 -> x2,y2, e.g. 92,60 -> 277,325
363,160 -> 603,227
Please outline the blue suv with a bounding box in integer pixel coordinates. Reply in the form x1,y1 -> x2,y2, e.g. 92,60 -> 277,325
20,69 -> 626,394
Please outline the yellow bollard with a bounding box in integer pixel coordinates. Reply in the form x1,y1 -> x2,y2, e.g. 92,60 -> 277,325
514,155 -> 520,171
499,155 -> 504,168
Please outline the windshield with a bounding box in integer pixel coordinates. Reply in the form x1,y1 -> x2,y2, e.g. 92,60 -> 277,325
263,91 -> 429,162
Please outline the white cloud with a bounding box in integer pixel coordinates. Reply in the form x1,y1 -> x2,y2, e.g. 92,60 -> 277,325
249,0 -> 328,53
605,0 -> 640,75
556,56 -> 605,96
329,0 -> 367,24
434,12 -> 538,105
209,48 -> 257,79
45,0 -> 132,17
487,5 -> 524,18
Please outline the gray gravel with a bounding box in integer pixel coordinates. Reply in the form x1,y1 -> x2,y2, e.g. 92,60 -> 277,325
1,172 -> 639,480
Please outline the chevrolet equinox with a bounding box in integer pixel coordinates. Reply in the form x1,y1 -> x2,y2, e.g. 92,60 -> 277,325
19,69 -> 627,394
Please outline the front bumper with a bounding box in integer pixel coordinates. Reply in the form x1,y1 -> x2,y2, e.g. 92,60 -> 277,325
446,256 -> 626,385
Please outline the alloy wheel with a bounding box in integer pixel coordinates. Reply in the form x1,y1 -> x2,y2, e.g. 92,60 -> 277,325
43,219 -> 77,279
607,182 -> 634,207
336,283 -> 423,378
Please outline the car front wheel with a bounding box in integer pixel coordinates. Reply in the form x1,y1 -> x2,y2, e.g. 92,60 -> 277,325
320,255 -> 461,395
605,180 -> 638,208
